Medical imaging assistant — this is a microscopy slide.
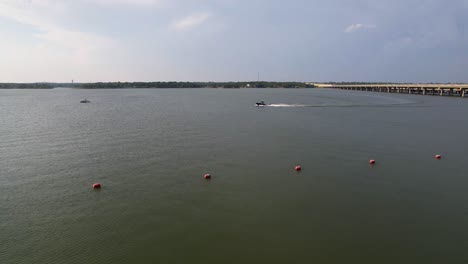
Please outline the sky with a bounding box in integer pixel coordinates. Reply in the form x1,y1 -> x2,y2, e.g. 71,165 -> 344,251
1,0 -> 468,83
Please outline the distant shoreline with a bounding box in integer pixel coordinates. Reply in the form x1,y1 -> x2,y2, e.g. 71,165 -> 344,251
2,82 -> 464,89
0,82 -> 315,89
0,86 -> 312,89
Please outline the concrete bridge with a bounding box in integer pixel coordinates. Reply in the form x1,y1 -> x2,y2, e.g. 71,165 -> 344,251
313,84 -> 468,97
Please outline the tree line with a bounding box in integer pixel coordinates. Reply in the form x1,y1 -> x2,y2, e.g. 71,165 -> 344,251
78,81 -> 314,89
0,83 -> 57,89
0,82 -> 315,89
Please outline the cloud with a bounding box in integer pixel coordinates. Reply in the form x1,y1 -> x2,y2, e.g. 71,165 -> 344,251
170,13 -> 211,31
0,0 -> 115,64
344,23 -> 377,33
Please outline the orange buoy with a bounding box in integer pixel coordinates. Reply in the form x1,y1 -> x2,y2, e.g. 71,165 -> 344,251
369,160 -> 376,165
92,183 -> 101,189
203,174 -> 211,179
435,154 -> 441,160
294,166 -> 301,171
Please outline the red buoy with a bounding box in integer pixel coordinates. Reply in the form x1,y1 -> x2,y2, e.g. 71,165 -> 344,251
435,154 -> 441,160
369,160 -> 376,165
294,166 -> 302,171
203,174 -> 211,179
92,183 -> 101,189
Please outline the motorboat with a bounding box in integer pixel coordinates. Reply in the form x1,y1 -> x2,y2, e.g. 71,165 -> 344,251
80,98 -> 90,103
255,101 -> 266,107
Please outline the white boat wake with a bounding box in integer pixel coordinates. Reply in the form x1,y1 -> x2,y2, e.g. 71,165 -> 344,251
267,104 -> 308,107
258,102 -> 416,108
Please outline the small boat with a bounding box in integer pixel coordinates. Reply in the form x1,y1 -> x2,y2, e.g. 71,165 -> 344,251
255,101 -> 266,107
80,98 -> 90,103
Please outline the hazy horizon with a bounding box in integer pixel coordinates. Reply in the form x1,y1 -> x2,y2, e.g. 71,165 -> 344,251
1,0 -> 468,83
2,80 -> 468,84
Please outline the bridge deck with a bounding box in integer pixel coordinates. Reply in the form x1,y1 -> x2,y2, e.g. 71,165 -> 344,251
313,84 -> 468,97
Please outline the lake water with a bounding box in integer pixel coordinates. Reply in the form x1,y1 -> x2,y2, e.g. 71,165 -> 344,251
1,88 -> 467,264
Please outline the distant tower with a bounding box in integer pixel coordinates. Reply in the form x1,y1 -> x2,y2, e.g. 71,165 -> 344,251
257,72 -> 260,82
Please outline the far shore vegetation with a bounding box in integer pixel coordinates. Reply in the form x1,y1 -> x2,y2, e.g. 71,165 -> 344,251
0,82 -> 314,89
1,81 -> 462,89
